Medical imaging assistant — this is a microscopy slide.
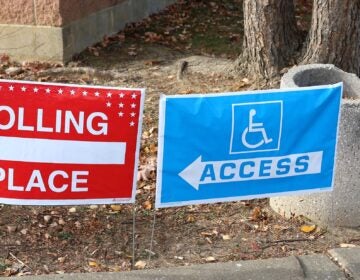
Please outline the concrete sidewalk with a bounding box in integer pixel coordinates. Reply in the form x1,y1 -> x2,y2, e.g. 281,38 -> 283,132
24,248 -> 360,280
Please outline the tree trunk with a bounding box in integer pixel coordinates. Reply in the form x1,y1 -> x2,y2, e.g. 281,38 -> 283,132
301,0 -> 360,76
233,0 -> 300,81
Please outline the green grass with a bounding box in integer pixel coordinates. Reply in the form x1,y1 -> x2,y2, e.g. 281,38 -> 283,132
58,231 -> 73,240
191,33 -> 242,57
0,262 -> 7,272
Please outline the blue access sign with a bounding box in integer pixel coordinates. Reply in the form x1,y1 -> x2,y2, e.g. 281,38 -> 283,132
156,84 -> 342,208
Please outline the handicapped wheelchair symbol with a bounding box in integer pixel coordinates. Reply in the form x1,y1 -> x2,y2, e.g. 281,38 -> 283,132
241,109 -> 273,149
230,101 -> 282,154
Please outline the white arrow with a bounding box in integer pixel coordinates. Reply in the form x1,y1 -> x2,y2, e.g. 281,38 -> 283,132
178,152 -> 323,191
178,156 -> 205,191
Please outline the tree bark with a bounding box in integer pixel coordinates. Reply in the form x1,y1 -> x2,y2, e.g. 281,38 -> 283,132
301,0 -> 360,76
233,0 -> 300,80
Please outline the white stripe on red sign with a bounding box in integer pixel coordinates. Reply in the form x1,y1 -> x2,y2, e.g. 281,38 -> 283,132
0,136 -> 126,165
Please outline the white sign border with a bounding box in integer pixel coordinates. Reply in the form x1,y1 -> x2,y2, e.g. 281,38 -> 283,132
0,79 -> 146,206
155,83 -> 343,208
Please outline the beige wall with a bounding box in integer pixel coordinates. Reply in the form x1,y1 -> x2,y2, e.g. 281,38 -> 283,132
0,0 -> 126,27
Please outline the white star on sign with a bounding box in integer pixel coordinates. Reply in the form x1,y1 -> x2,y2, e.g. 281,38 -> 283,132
118,112 -> 124,117
106,102 -> 112,107
82,91 -> 88,96
33,87 -> 39,93
131,103 -> 136,108
130,121 -> 135,127
130,112 -> 136,117
131,93 -> 137,99
70,89 -> 75,95
118,103 -> 124,108
45,88 -> 51,94
119,93 -> 125,98
95,91 -> 100,97
58,89 -> 63,94
21,86 -> 26,92
9,85 -> 14,91
107,92 -> 112,98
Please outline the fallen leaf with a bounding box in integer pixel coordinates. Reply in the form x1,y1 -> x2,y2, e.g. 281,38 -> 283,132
110,205 -> 122,212
142,131 -> 150,139
143,184 -> 155,191
205,237 -> 212,244
0,53 -> 10,64
149,143 -> 157,153
137,162 -> 156,181
251,206 -> 262,221
117,33 -> 126,42
340,243 -> 357,248
300,224 -> 316,233
101,35 -> 110,47
7,225 -> 17,233
110,265 -> 122,272
260,225 -> 269,232
231,79 -> 251,91
144,60 -> 161,66
186,215 -> 195,223
200,232 -> 213,237
68,207 -> 76,213
250,206 -> 267,221
88,47 -> 100,56
205,256 -> 216,262
43,265 -> 50,273
143,200 -> 152,210
149,127 -> 158,134
179,89 -> 194,94
43,215 -> 52,223
222,234 -> 231,240
241,78 -> 250,84
88,261 -> 98,267
251,242 -> 261,251
144,32 -> 163,42
135,260 -> 146,269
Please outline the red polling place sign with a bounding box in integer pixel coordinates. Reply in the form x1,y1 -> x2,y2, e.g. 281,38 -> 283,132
0,80 -> 144,205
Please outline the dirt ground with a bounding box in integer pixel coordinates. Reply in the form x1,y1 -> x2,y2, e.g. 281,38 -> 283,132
0,0 -> 359,277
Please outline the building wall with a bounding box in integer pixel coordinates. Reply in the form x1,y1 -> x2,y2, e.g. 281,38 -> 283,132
0,0 -> 127,26
0,0 -> 176,61
0,0 -> 35,25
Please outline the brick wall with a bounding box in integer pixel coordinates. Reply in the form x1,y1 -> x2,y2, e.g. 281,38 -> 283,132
0,0 -> 126,26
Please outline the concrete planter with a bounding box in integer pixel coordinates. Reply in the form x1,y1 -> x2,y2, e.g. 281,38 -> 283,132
270,64 -> 360,227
